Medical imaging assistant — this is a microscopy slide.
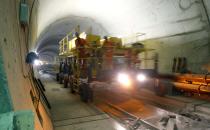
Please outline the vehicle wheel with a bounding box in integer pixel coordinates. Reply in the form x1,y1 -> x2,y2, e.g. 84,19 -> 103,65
80,84 -> 88,102
64,78 -> 68,88
88,88 -> 93,102
154,79 -> 166,96
56,73 -> 59,81
70,86 -> 75,93
70,80 -> 75,93
59,76 -> 63,84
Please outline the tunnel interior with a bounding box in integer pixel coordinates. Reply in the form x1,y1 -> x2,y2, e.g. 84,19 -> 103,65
35,0 -> 210,73
36,16 -> 108,62
1,0 -> 210,130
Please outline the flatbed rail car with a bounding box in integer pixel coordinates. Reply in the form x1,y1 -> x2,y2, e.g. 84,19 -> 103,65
58,32 -> 153,102
58,32 -> 102,101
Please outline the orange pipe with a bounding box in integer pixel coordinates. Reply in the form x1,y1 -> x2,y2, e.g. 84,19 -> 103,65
173,82 -> 210,95
174,74 -> 210,83
157,73 -> 210,95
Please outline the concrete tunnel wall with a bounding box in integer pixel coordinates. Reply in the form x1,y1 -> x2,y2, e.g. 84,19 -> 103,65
120,0 -> 210,74
35,0 -> 210,74
137,0 -> 210,74
0,0 -> 210,129
0,0 -> 53,129
141,30 -> 210,74
34,16 -> 108,63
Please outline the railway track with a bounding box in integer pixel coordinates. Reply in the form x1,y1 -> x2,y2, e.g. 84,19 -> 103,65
92,83 -> 210,130
94,98 -> 159,130
92,81 -> 210,116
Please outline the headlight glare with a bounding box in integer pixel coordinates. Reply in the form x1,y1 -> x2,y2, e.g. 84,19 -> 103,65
137,74 -> 146,82
117,73 -> 131,86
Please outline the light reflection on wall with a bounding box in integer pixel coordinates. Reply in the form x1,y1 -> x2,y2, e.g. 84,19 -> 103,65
38,0 -> 209,41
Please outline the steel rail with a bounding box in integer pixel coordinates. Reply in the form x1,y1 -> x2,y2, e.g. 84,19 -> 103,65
97,99 -> 159,130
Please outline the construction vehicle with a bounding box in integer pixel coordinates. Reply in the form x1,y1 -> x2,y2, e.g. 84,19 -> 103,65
56,32 -> 210,99
57,32 -> 153,102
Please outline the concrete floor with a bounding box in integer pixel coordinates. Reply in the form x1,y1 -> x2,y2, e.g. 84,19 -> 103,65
41,74 -> 126,130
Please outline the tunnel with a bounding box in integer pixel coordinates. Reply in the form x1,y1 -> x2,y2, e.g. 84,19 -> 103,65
1,0 -> 210,130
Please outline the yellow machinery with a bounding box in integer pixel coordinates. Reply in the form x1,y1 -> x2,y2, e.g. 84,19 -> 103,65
58,32 -> 102,101
58,32 -> 151,102
100,37 -> 122,48
59,34 -> 126,82
59,33 -> 210,99
59,32 -> 101,57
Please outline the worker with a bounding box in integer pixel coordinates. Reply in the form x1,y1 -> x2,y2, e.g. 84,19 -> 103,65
63,60 -> 69,88
59,61 -> 64,73
75,32 -> 89,78
75,32 -> 88,59
102,36 -> 114,70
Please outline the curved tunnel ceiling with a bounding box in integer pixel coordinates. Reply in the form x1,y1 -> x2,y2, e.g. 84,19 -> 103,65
35,0 -> 210,62
36,16 -> 108,61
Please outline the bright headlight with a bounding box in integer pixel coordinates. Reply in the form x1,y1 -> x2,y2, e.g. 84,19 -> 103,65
137,74 -> 146,82
117,73 -> 131,86
33,59 -> 43,66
